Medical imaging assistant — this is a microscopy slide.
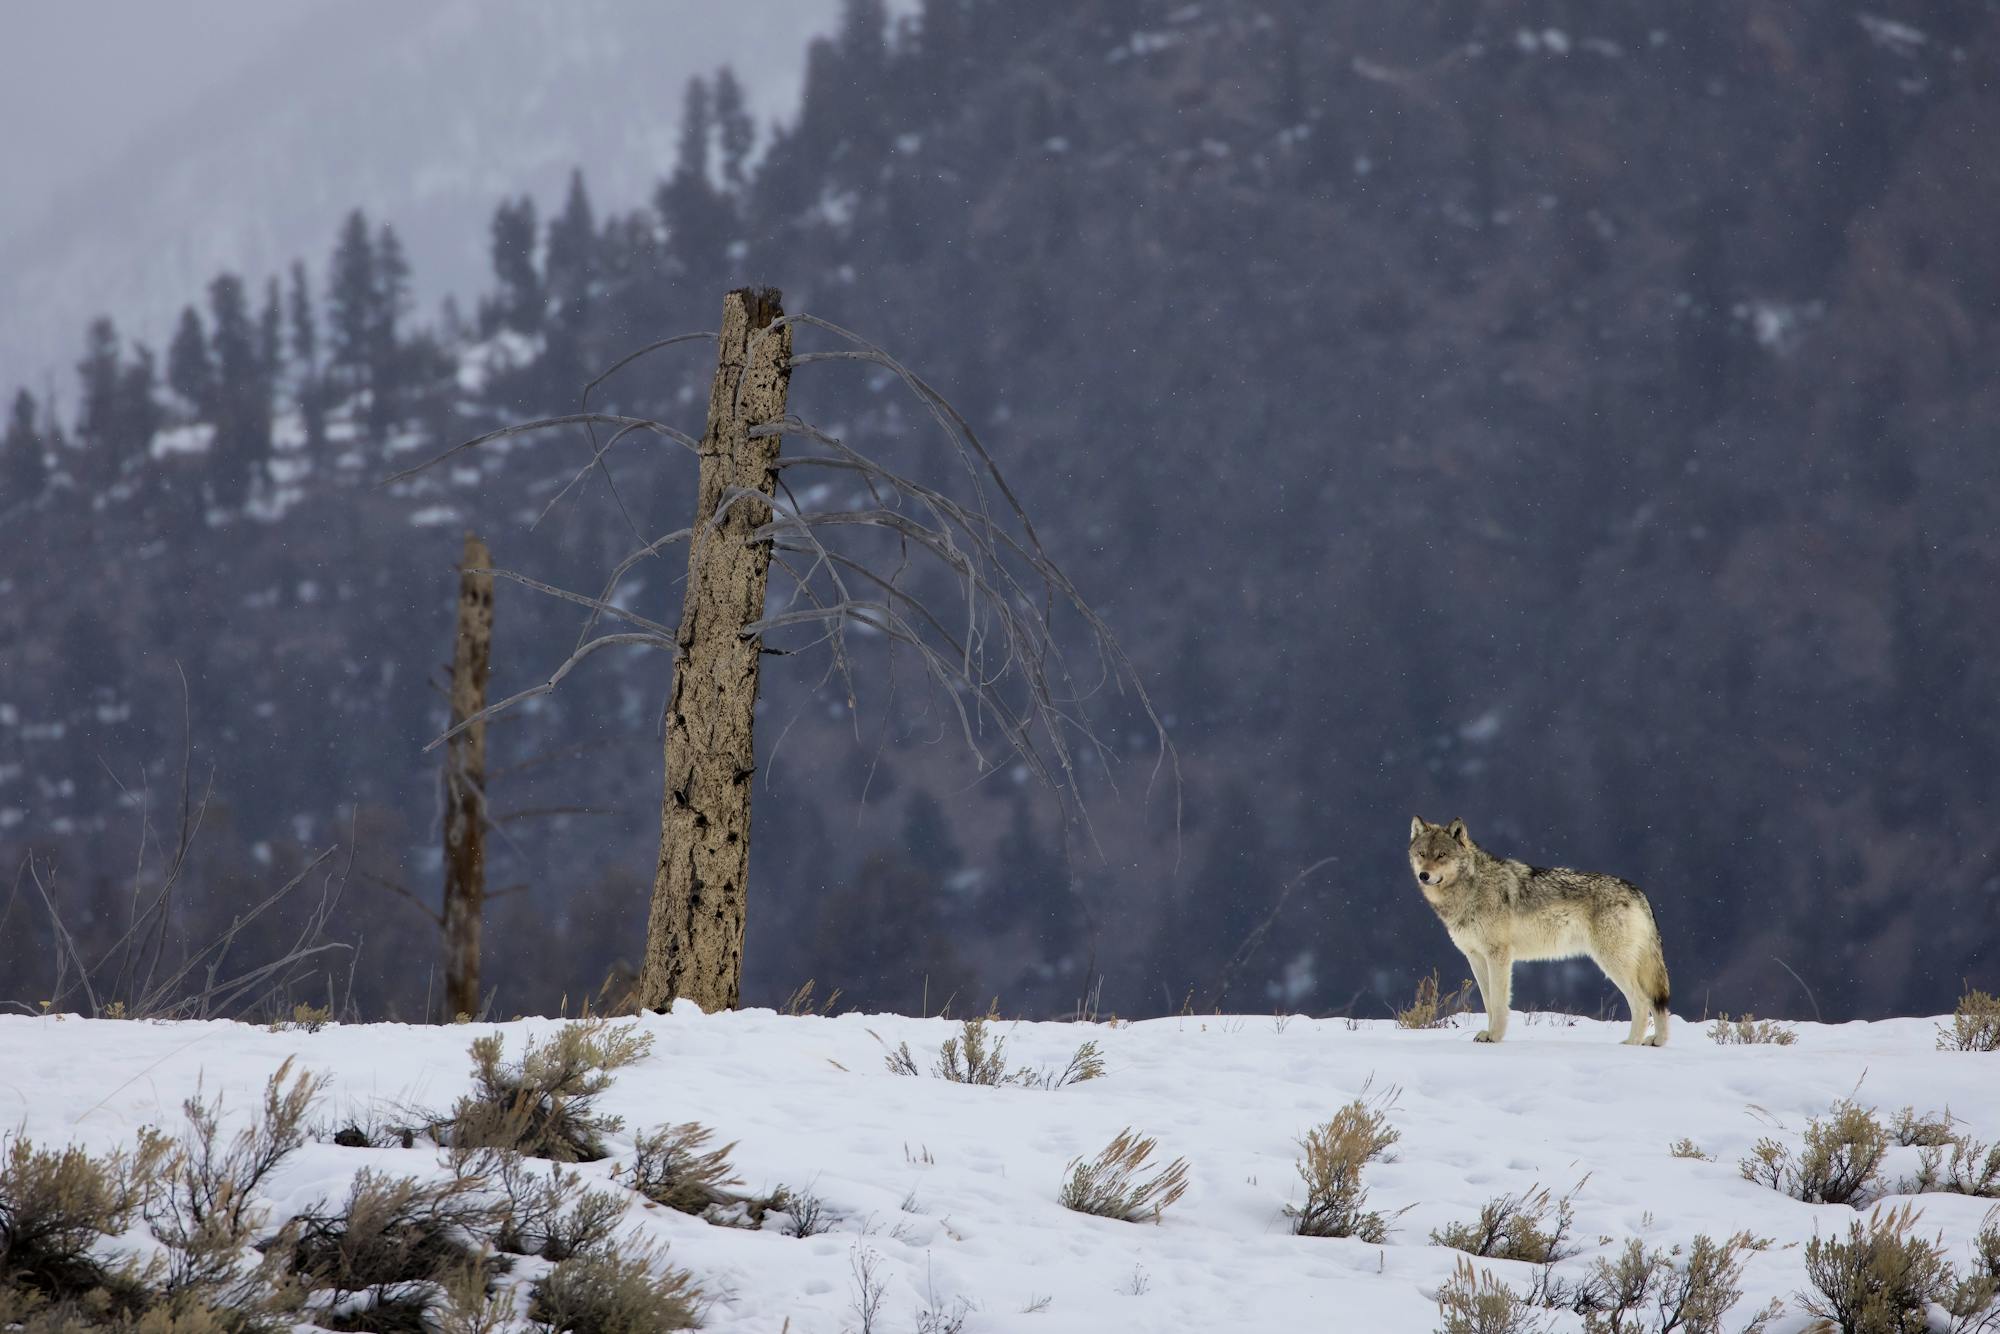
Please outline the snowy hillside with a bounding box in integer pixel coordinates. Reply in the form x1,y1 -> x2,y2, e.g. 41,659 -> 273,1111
3,1006 -> 1996,1331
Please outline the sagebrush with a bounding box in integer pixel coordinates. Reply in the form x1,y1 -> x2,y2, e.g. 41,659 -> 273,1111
629,1124 -> 743,1217
1287,1097 -> 1402,1242
1399,972 -> 1473,1031
528,1241 -> 703,1333
1706,1015 -> 1796,1046
442,1020 -> 652,1162
1939,990 -> 2000,1053
1798,1201 -> 1998,1334
1057,1129 -> 1189,1224
1431,1182 -> 1581,1264
1739,1100 -> 1886,1205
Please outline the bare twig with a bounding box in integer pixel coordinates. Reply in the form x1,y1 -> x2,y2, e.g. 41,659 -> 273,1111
424,632 -> 674,753
380,413 -> 700,487
1200,856 -> 1341,1011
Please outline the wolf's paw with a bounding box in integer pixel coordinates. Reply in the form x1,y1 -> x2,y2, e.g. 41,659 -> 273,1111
1620,1036 -> 1644,1046
1472,1030 -> 1497,1044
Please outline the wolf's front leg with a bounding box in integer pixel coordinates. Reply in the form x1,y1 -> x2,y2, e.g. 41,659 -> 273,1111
1465,951 -> 1498,1042
1475,953 -> 1513,1042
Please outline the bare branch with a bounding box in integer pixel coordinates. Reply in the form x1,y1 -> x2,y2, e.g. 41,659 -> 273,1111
359,870 -> 444,927
423,632 -> 674,753
380,413 -> 699,487
581,330 -> 717,403
472,565 -> 676,639
1200,857 -> 1342,1011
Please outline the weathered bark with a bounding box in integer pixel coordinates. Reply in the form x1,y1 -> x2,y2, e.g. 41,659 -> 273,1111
441,531 -> 494,1021
639,288 -> 791,1012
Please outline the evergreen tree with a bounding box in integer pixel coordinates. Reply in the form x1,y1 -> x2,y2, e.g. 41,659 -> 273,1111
903,791 -> 963,881
288,259 -> 318,373
812,849 -> 969,1012
258,275 -> 284,385
1162,783 -> 1279,1006
327,209 -> 377,389
989,789 -> 1082,993
757,39 -> 840,218
712,66 -> 755,189
289,259 -> 326,451
834,0 -> 891,173
545,169 -> 597,324
369,223 -> 411,434
208,271 -> 271,505
676,73 -> 713,184
840,0 -> 890,73
116,343 -> 161,468
167,305 -> 216,417
2,388 -> 47,503
657,76 -> 732,281
76,316 -> 124,456
488,196 -> 542,335
544,170 -> 598,396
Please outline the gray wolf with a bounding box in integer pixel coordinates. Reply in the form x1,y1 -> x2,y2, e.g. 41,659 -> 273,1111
1407,817 -> 1671,1046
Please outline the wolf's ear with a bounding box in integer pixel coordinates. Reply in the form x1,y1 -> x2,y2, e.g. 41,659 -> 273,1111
1447,818 -> 1469,846
1410,816 -> 1424,841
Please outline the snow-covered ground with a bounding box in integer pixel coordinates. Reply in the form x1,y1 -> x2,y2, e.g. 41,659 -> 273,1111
1,1006 -> 1994,1331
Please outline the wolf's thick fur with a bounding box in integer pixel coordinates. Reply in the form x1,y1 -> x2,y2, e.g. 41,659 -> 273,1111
1408,817 -> 1672,1046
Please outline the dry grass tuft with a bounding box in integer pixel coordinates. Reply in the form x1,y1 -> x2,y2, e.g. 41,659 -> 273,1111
1908,1133 -> 2000,1200
781,979 -> 842,1018
1286,1096 -> 1402,1242
1434,1258 -> 1552,1334
1398,972 -> 1474,1031
630,1124 -> 743,1218
528,1239 -> 702,1333
1431,1182 -> 1582,1264
1739,1099 -> 1886,1206
933,1015 -> 1013,1085
1057,1129 -> 1189,1224
1939,990 -> 2000,1053
1707,1014 -> 1797,1046
1019,1041 -> 1106,1090
1669,1138 -> 1714,1162
444,1020 -> 651,1163
875,1018 -> 1103,1091
1890,1107 -> 1956,1148
269,1003 -> 331,1035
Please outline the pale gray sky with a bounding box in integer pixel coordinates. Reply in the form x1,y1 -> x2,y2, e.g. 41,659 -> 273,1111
0,3 -> 328,245
0,1 -> 842,401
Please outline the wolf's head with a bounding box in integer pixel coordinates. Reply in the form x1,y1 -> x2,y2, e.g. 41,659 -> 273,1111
1408,817 -> 1473,897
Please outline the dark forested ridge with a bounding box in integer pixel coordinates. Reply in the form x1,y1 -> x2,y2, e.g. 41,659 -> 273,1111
3,1 -> 1996,1021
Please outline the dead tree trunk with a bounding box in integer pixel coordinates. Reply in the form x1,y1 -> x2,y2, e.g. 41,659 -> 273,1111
638,288 -> 791,1012
441,531 -> 494,1021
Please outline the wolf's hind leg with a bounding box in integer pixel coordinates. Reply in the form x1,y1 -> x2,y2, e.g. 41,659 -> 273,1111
1613,975 -> 1651,1045
1637,940 -> 1671,1047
